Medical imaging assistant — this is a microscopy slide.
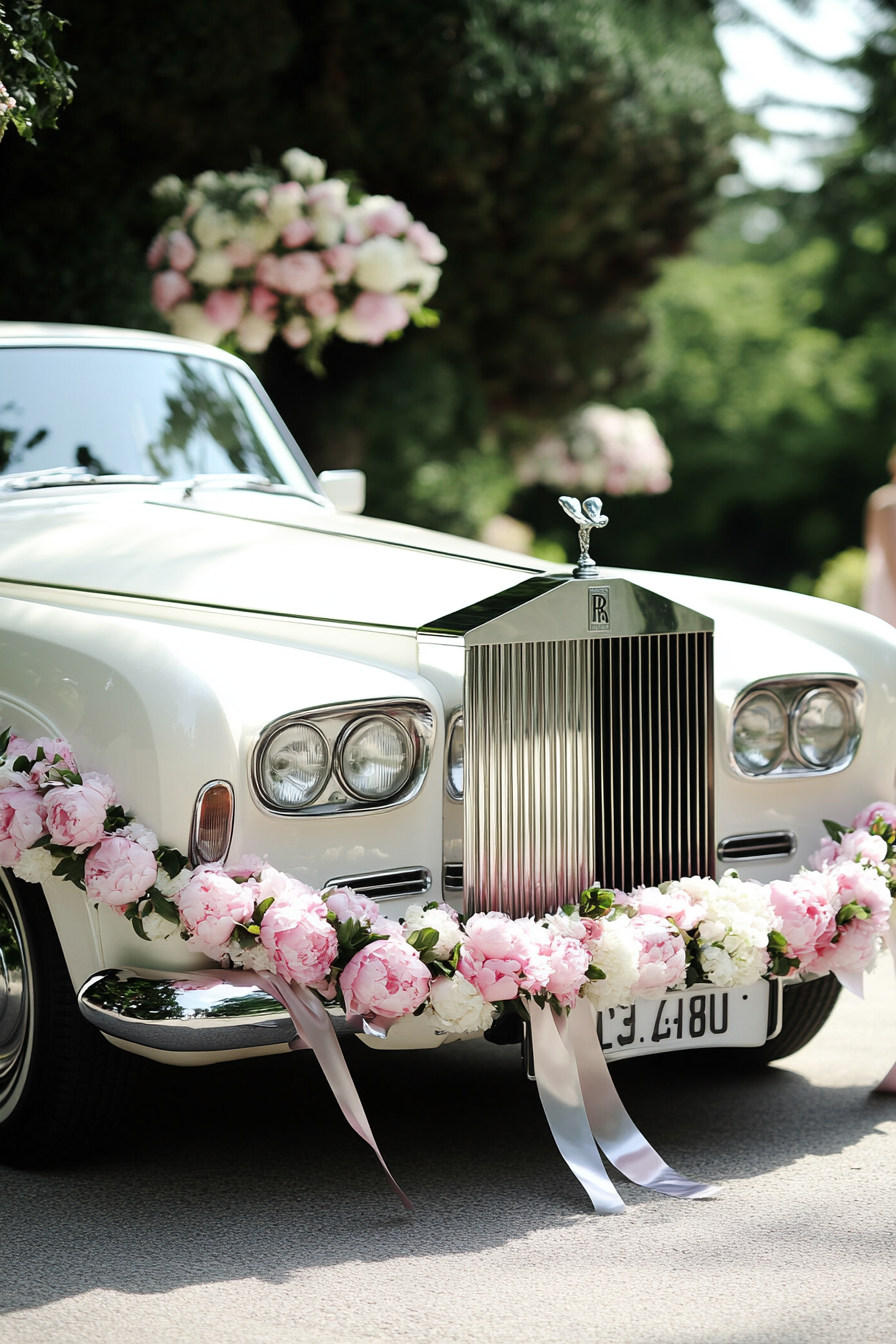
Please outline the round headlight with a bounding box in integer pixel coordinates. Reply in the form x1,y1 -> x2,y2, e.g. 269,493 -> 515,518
259,723 -> 329,808
732,691 -> 787,774
338,716 -> 414,802
792,687 -> 850,768
446,715 -> 464,800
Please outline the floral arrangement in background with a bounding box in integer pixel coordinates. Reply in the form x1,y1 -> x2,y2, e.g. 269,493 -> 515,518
517,404 -> 672,498
2,726 -> 894,1036
146,148 -> 446,373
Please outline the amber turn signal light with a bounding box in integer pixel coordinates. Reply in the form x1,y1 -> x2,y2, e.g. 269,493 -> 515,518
189,780 -> 234,867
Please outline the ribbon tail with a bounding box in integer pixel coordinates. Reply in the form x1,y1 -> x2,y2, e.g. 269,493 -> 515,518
566,998 -> 720,1200
260,973 -> 413,1211
874,929 -> 896,1093
527,1001 -> 625,1214
835,969 -> 865,999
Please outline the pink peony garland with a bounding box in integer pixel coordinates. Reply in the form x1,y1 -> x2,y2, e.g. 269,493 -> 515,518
2,726 -> 895,1034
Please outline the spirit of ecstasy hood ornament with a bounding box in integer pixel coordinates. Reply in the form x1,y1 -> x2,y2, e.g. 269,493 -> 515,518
559,496 -> 608,578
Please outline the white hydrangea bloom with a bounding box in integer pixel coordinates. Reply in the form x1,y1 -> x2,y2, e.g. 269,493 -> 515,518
694,872 -> 779,987
142,909 -> 181,941
12,845 -> 56,886
354,235 -> 410,292
154,865 -> 191,898
402,903 -> 464,958
230,942 -> 277,976
581,914 -> 639,1011
119,821 -> 158,851
426,973 -> 495,1035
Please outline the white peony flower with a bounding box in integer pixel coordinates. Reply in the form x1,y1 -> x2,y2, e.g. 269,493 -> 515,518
581,914 -> 640,1010
281,148 -> 327,184
236,312 -> 275,353
693,872 -> 779,987
168,302 -> 225,346
12,845 -> 57,886
231,215 -> 278,252
539,908 -> 589,942
192,207 -> 238,250
190,249 -> 234,287
426,973 -> 495,1034
353,235 -> 411,293
155,865 -> 191,898
402,903 -> 464,959
142,909 -> 181,941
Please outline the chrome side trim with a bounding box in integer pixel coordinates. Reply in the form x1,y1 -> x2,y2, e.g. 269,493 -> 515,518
323,867 -> 432,901
77,968 -> 359,1051
717,831 -> 797,863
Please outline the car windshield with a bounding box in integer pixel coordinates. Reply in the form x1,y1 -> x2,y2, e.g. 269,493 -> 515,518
0,345 -> 318,493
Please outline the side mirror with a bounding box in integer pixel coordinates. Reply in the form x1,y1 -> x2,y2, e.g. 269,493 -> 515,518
318,469 -> 366,515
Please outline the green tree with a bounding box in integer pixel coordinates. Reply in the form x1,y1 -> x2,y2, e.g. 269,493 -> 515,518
0,1 -> 76,142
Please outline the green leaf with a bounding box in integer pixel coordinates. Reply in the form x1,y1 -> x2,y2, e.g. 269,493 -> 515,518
253,895 -> 274,921
836,902 -> 870,925
584,964 -> 606,981
157,845 -> 189,879
12,754 -> 30,773
406,926 -> 440,952
0,726 -> 10,755
51,849 -> 87,890
823,818 -> 847,843
149,889 -> 180,924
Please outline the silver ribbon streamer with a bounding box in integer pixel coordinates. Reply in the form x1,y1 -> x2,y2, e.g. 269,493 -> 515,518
527,1001 -> 626,1214
565,998 -> 719,1200
171,969 -> 413,1210
875,929 -> 896,1094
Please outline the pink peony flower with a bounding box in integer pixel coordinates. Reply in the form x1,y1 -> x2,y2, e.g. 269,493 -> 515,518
224,239 -> 258,269
45,773 -> 116,851
337,291 -> 409,345
146,233 -> 168,269
4,735 -> 31,761
249,284 -> 279,319
281,316 -> 311,348
152,269 -> 193,313
280,217 -> 316,249
456,911 -> 530,1001
340,937 -> 431,1019
405,220 -> 447,264
325,886 -> 381,926
810,835 -> 841,869
840,829 -> 888,866
225,853 -> 264,880
276,251 -> 328,296
0,784 -> 48,866
177,865 -> 256,960
768,870 -> 838,969
634,884 -> 706,931
813,860 -> 893,975
321,244 -> 357,284
365,198 -> 411,237
167,229 -> 197,272
255,867 -> 337,985
852,800 -> 896,832
203,288 -> 245,332
304,288 -> 339,319
84,835 -> 158,909
629,913 -> 687,998
542,936 -> 592,1008
254,253 -> 282,289
23,736 -> 77,785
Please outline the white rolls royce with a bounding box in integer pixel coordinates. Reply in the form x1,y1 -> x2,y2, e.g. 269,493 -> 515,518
2,323 -> 894,1164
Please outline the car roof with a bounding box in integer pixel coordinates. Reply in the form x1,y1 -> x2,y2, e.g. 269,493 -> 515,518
0,321 -> 246,371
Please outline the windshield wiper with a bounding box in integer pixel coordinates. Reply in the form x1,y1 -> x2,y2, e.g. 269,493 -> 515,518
181,473 -> 322,502
0,466 -> 160,492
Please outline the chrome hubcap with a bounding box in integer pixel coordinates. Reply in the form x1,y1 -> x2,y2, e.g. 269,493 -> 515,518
0,887 -> 29,1090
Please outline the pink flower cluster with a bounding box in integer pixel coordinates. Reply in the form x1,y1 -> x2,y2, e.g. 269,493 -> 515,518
516,405 -> 672,501
147,151 -> 445,360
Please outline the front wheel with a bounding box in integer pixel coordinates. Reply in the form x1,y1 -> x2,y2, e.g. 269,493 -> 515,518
0,870 -> 129,1167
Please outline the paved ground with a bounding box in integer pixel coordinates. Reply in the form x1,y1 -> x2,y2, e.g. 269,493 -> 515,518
2,964 -> 895,1344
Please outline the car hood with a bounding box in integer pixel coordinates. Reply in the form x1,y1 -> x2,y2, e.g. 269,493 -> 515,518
0,487 -> 547,628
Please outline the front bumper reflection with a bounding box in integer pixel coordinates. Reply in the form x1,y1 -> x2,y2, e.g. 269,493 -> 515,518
77,967 -> 356,1052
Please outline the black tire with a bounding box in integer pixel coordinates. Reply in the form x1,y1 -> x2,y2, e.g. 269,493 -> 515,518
0,869 -> 130,1167
709,974 -> 843,1069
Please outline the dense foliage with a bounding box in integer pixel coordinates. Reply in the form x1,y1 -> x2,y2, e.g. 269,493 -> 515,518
0,1 -> 76,142
0,0 -> 735,531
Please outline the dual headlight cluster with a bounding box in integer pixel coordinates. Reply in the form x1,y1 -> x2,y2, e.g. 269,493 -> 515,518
730,678 -> 863,777
253,701 -> 433,814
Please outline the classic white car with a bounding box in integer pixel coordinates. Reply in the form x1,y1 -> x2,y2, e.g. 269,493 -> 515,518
2,322 -> 895,1165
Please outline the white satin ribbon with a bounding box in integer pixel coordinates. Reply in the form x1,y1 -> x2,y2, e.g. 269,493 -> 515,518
874,929 -> 896,1094
565,998 -> 719,1200
527,1001 -> 626,1214
171,969 -> 413,1210
835,969 -> 865,999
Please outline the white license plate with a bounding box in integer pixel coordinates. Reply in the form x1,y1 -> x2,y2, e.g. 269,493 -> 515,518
597,982 -> 777,1061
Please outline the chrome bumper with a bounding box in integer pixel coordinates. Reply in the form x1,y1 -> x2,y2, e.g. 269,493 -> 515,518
77,968 -> 355,1053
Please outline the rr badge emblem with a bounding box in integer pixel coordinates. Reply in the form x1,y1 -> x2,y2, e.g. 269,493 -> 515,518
589,585 -> 610,630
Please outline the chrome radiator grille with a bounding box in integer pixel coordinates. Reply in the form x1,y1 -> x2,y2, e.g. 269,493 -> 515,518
465,632 -> 713,917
